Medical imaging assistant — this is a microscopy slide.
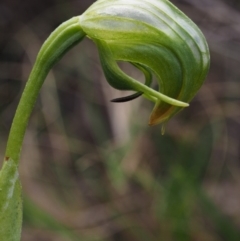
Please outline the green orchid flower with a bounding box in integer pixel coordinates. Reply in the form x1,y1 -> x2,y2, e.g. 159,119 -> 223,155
80,0 -> 210,125
0,0 -> 210,240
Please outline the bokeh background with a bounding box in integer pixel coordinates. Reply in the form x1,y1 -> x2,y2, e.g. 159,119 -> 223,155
1,0 -> 240,240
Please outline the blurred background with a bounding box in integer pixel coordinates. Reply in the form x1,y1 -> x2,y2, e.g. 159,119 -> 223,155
1,0 -> 240,240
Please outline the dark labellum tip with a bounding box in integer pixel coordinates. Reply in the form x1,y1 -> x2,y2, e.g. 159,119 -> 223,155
111,92 -> 143,103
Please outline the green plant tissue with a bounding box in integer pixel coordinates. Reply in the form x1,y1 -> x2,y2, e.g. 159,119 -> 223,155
0,158 -> 22,241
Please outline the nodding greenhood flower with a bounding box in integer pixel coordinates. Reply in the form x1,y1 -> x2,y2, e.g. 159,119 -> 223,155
0,2 -> 210,239
79,0 -> 210,125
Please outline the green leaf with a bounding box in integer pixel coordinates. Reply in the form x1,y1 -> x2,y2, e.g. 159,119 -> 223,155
0,158 -> 22,241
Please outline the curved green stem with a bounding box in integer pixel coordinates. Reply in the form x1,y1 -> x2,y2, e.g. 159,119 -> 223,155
5,16 -> 85,164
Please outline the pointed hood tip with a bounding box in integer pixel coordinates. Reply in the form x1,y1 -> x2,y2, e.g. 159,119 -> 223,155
148,115 -> 168,126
